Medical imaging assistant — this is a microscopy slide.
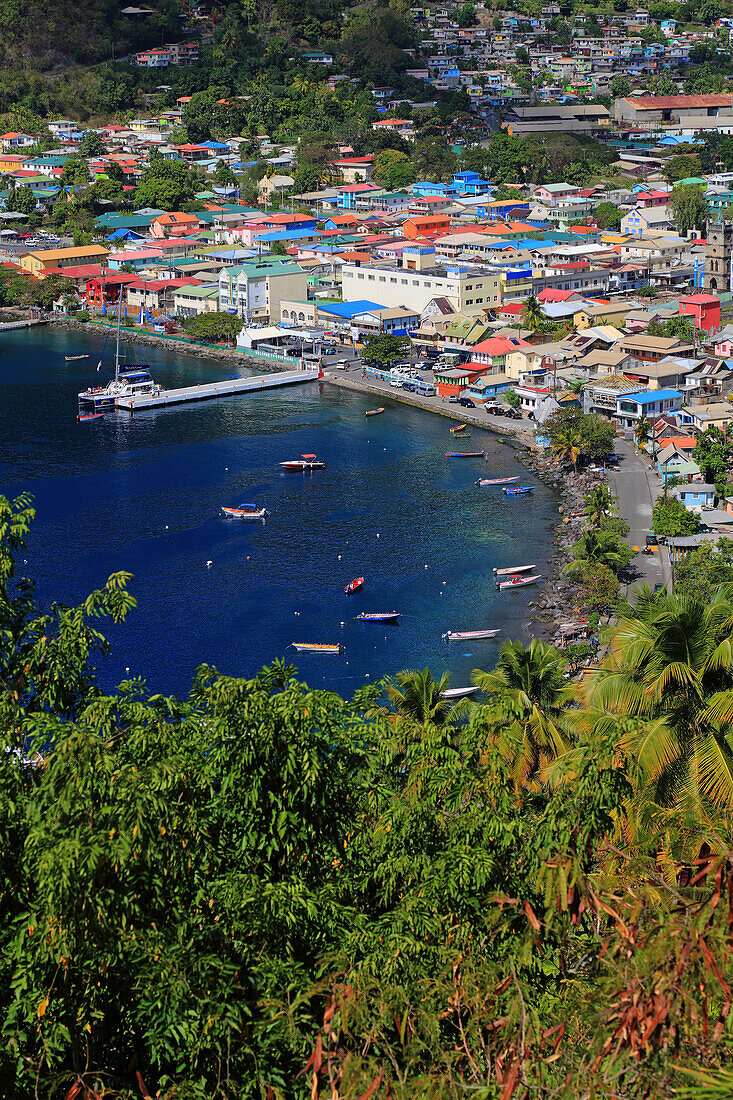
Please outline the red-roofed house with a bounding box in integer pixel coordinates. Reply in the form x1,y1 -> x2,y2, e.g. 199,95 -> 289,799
470,336 -> 531,368
679,293 -> 720,334
404,214 -> 451,239
537,288 -> 583,303
0,132 -> 36,152
332,156 -> 375,183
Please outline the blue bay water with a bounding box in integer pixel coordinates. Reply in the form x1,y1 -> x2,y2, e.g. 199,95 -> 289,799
0,325 -> 558,698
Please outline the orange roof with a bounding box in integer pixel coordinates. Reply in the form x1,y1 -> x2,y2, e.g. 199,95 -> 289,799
154,212 -> 199,225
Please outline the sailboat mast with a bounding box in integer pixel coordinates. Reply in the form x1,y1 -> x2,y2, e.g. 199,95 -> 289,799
115,294 -> 122,383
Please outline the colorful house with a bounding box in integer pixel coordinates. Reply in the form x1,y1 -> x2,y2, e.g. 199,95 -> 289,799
678,293 -> 720,334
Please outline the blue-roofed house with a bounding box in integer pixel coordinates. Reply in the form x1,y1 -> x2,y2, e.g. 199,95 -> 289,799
615,388 -> 684,430
670,483 -> 716,512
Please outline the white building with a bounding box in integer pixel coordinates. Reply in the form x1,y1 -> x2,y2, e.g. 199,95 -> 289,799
340,246 -> 501,316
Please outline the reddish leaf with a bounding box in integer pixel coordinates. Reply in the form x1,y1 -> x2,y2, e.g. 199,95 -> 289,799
357,1070 -> 384,1100
523,901 -> 540,932
501,1059 -> 519,1099
136,1072 -> 153,1099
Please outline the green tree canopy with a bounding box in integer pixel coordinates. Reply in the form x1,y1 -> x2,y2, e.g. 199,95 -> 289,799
671,182 -> 708,235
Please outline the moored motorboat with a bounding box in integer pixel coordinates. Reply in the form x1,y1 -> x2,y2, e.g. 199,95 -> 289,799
66,354 -> 90,361
280,453 -> 326,470
291,642 -> 342,653
445,451 -> 485,458
344,576 -> 365,594
221,503 -> 269,520
442,686 -> 479,699
493,564 -> 535,576
77,412 -> 104,422
496,573 -> 541,590
476,476 -> 519,486
503,486 -> 533,495
356,611 -> 400,623
442,628 -> 500,642
365,407 -> 385,417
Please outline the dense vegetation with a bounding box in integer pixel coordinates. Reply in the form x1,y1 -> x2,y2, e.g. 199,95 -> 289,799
3,482 -> 733,1099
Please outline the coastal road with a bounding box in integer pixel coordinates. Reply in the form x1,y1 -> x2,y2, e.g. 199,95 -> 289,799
607,438 -> 671,593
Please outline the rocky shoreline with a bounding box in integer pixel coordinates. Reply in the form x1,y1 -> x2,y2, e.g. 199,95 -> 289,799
516,449 -> 604,647
55,318 -> 286,371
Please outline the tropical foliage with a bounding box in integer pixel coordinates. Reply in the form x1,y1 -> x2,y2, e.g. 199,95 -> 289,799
5,494 -> 733,1098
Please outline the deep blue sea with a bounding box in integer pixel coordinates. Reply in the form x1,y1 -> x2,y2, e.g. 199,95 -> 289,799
0,325 -> 558,698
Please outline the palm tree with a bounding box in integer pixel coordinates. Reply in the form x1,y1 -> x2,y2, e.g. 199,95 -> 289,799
551,424 -> 583,473
584,585 -> 733,848
584,484 -> 617,528
634,414 -> 651,450
382,667 -> 468,728
522,294 -> 544,332
563,529 -> 630,577
471,639 -> 574,789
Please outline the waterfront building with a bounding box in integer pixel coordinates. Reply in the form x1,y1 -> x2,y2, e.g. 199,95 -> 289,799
19,244 -> 109,276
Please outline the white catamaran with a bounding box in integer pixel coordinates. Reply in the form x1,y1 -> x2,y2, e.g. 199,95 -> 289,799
78,299 -> 159,410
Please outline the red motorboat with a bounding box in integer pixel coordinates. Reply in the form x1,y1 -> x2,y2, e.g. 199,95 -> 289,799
344,576 -> 365,595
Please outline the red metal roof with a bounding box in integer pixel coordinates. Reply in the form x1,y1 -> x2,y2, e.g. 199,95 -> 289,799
626,94 -> 731,109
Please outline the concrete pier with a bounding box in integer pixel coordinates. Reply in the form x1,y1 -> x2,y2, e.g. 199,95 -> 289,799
115,368 -> 319,411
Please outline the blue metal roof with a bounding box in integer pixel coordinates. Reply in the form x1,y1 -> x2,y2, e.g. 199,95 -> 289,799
625,389 -> 684,405
317,300 -> 384,319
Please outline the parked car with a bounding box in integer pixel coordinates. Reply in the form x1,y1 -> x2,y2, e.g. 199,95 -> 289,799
458,397 -> 475,408
484,402 -> 503,415
448,394 -> 459,403
645,534 -> 659,548
503,409 -> 522,420
389,380 -> 402,388
402,382 -> 416,392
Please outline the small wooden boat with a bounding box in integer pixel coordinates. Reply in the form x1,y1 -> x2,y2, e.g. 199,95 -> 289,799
496,574 -> 541,590
450,423 -> 467,433
365,407 -> 385,417
77,412 -> 104,421
344,577 -> 365,595
65,354 -> 90,361
280,453 -> 326,471
493,564 -> 535,576
221,503 -> 269,520
503,486 -> 533,495
445,451 -> 485,458
442,686 -> 479,699
291,642 -> 342,654
442,628 -> 499,642
356,611 -> 400,623
476,476 -> 519,487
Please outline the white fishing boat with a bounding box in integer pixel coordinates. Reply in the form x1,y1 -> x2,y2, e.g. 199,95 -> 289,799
476,476 -> 519,487
221,503 -> 269,520
442,628 -> 500,642
493,564 -> 535,576
442,686 -> 479,699
496,574 -> 541,590
78,298 -> 158,409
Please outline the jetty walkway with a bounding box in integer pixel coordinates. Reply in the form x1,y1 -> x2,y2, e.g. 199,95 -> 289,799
116,368 -> 319,411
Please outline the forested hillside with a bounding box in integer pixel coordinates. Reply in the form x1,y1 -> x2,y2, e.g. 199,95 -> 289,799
0,0 -> 180,69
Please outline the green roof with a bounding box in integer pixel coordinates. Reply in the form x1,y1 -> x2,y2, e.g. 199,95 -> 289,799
174,284 -> 220,298
223,261 -> 303,278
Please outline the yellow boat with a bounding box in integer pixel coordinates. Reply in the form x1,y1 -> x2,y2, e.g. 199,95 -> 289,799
450,423 -> 467,433
365,407 -> 385,417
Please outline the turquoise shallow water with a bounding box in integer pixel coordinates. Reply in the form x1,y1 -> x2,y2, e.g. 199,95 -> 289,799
0,325 -> 558,698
